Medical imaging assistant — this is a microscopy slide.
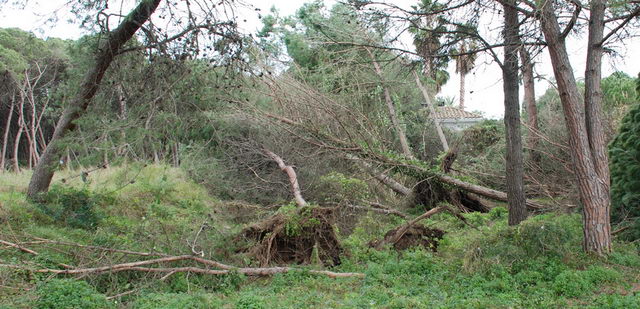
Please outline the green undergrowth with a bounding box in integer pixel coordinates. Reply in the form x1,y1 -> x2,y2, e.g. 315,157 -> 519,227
1,165 -> 640,308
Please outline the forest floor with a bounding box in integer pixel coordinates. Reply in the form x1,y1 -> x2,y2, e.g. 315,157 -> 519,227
1,164 -> 639,308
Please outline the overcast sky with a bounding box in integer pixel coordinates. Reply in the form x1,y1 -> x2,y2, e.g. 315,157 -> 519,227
1,0 -> 638,118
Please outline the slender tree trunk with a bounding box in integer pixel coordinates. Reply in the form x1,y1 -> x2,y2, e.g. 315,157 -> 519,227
520,49 -> 540,163
502,0 -> 527,225
539,1 -> 611,254
13,126 -> 23,173
414,71 -> 449,152
366,49 -> 414,159
584,0 -> 609,190
1,96 -> 15,172
459,71 -> 465,109
27,0 -> 163,199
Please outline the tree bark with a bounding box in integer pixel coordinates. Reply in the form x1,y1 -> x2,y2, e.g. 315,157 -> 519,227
539,1 -> 611,254
502,0 -> 528,225
27,0 -> 162,199
520,49 -> 540,163
584,0 -> 609,191
583,0 -> 612,254
366,49 -> 414,159
414,71 -> 449,152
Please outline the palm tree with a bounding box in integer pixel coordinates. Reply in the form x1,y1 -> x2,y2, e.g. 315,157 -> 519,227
454,42 -> 477,110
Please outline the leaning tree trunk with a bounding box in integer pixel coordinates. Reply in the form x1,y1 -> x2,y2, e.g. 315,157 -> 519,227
414,71 -> 449,152
502,0 -> 527,225
366,49 -> 414,159
520,49 -> 540,164
539,1 -> 611,254
27,0 -> 162,199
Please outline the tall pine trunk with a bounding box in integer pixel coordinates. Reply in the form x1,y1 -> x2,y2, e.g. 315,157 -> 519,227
539,1 -> 611,254
27,0 -> 162,199
502,0 -> 527,225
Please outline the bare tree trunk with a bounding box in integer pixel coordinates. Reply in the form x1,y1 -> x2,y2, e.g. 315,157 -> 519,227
520,49 -> 539,163
27,0 -> 163,199
414,71 -> 449,152
502,0 -> 528,225
366,49 -> 414,159
539,1 -> 611,254
264,149 -> 307,207
1,96 -> 15,172
459,70 -> 465,109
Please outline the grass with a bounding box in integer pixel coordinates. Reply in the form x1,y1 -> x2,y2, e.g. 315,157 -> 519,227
1,164 -> 639,308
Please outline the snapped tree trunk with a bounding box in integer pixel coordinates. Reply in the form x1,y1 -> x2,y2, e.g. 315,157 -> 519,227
539,1 -> 611,254
520,49 -> 540,163
264,149 -> 307,207
502,0 -> 528,225
26,0 -> 163,199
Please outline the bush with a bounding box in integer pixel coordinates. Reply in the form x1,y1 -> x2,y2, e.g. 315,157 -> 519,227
35,185 -> 111,230
34,279 -> 113,309
552,270 -> 594,297
610,102 -> 640,240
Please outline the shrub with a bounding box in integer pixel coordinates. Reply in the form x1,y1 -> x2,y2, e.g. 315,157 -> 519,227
610,102 -> 640,240
34,279 -> 113,309
590,293 -> 640,309
552,270 -> 594,297
35,185 -> 111,230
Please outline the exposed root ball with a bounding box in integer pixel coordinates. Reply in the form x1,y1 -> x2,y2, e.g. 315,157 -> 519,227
237,207 -> 342,267
370,224 -> 445,252
413,180 -> 489,213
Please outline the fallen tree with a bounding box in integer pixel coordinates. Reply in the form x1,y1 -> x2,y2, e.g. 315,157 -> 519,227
260,109 -> 549,212
235,149 -> 344,267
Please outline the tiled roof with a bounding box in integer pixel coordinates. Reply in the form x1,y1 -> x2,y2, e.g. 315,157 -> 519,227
432,106 -> 482,119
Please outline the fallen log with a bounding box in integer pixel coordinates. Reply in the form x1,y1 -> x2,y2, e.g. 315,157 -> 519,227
437,175 -> 546,210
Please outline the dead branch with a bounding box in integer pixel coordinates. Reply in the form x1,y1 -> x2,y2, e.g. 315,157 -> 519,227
0,239 -> 39,255
263,149 -> 307,207
0,254 -> 364,278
